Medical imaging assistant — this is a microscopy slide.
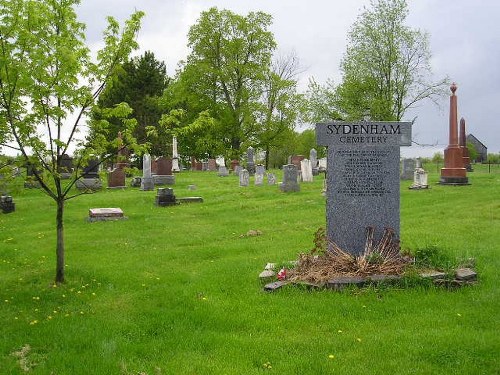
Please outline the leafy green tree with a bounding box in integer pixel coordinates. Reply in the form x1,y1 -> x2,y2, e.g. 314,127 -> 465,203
303,78 -> 343,123
321,0 -> 448,121
168,7 -> 276,159
0,0 -> 144,283
466,141 -> 479,163
255,52 -> 303,168
93,51 -> 169,157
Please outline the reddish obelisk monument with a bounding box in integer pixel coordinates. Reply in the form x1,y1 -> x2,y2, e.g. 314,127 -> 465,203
459,117 -> 472,171
439,83 -> 468,185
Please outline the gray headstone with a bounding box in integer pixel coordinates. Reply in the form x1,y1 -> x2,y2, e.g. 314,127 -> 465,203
217,166 -> 229,177
279,164 -> 300,192
239,169 -> 249,187
316,121 -> 411,255
246,147 -> 255,175
267,173 -> 276,185
400,158 -> 416,180
318,157 -> 327,172
234,165 -> 242,176
255,165 -> 265,185
141,154 -> 154,191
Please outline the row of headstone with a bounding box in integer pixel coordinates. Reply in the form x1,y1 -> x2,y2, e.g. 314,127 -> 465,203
238,168 -> 277,187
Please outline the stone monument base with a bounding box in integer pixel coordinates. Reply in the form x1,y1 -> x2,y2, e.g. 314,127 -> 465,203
140,177 -> 154,191
153,175 -> 175,185
75,178 -> 102,191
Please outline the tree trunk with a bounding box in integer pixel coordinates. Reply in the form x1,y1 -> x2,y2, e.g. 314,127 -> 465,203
55,198 -> 65,283
264,146 -> 270,169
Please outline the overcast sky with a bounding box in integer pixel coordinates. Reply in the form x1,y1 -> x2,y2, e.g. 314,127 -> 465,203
75,0 -> 500,157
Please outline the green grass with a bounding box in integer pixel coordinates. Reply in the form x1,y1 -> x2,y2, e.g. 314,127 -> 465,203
1,164 -> 499,374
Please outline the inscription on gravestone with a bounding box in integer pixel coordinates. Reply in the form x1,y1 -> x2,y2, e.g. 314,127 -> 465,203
316,121 -> 411,255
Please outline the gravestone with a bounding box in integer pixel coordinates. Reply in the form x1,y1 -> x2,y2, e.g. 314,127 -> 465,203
234,165 -> 242,176
76,158 -> 102,190
0,195 -> 15,214
409,160 -> 429,190
154,157 -> 175,185
130,177 -> 142,187
255,165 -> 265,185
208,159 -> 218,171
267,173 -> 276,185
310,148 -> 319,176
246,147 -> 255,175
290,155 -> 304,171
239,169 -> 249,187
107,168 -> 126,188
400,158 -> 416,180
140,154 -> 154,191
88,207 -> 126,222
318,157 -> 327,173
217,166 -> 229,177
316,121 -> 412,255
172,136 -> 181,172
201,160 -> 209,171
216,156 -> 226,167
300,159 -> 313,182
59,154 -> 73,179
279,164 -> 300,192
155,187 -> 177,206
230,159 -> 240,172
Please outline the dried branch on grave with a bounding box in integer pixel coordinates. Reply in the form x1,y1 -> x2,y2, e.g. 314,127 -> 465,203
288,227 -> 413,284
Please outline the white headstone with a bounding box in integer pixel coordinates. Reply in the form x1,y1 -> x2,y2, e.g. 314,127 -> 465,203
172,136 -> 180,172
300,159 -> 313,182
141,154 -> 154,191
239,169 -> 249,187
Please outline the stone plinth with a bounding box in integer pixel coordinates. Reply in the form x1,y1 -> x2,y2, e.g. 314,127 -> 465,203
88,207 -> 126,222
75,178 -> 102,191
0,195 -> 15,213
153,175 -> 175,186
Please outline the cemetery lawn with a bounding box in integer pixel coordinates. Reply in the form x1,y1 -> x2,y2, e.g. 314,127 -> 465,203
1,164 -> 499,374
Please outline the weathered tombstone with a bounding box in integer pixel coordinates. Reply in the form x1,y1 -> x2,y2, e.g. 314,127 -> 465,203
239,169 -> 249,187
267,173 -> 276,185
208,159 -> 218,171
0,195 -> 15,213
234,165 -> 242,176
310,148 -> 319,176
140,154 -> 154,191
318,157 -> 327,173
290,155 -> 304,171
300,159 -> 313,182
316,121 -> 412,255
172,136 -> 181,172
130,176 -> 142,187
409,167 -> 429,190
76,158 -> 102,190
279,164 -> 300,192
217,166 -> 229,177
230,159 -> 240,172
155,187 -> 177,206
400,158 -> 416,180
154,157 -> 175,185
216,156 -> 226,167
201,160 -> 209,171
246,147 -> 255,176
107,167 -> 126,188
255,165 -> 265,185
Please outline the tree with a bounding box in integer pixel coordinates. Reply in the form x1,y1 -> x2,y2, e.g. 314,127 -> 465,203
0,0 -> 144,283
93,51 -> 169,157
255,52 -> 303,168
336,0 -> 448,121
169,7 -> 276,159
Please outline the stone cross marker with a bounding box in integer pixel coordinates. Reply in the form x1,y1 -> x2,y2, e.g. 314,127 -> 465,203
316,121 -> 412,255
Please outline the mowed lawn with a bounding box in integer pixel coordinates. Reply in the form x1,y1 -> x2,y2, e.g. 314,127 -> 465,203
1,163 -> 499,374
